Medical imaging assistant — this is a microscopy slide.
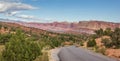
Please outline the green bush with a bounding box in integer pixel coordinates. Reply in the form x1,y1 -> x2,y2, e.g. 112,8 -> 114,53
79,41 -> 83,46
94,28 -> 104,37
110,28 -> 120,48
98,48 -> 106,55
87,39 -> 96,47
2,30 -> 41,61
49,38 -> 61,48
95,28 -> 120,48
0,34 -> 12,44
104,28 -> 112,36
101,38 -> 112,48
0,53 -> 4,61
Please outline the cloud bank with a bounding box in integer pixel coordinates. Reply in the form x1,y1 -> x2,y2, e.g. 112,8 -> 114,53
0,0 -> 48,22
0,1 -> 36,15
15,14 -> 41,20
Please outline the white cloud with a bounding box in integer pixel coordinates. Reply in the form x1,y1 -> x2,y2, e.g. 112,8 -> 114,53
0,0 -> 20,2
5,11 -> 20,16
0,1 -> 37,15
15,14 -> 41,20
0,0 -> 49,22
14,14 -> 50,22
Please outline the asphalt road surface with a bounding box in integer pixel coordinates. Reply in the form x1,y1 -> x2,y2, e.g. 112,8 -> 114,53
58,46 -> 117,61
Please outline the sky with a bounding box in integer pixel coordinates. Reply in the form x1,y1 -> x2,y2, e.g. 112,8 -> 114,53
0,0 -> 120,23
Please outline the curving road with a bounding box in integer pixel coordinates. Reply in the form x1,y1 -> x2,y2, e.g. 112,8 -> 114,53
58,46 -> 117,61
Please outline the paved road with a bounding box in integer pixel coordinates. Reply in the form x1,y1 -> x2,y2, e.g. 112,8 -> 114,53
58,46 -> 117,61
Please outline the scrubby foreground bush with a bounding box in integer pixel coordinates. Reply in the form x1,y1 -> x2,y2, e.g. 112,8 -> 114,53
2,30 -> 41,61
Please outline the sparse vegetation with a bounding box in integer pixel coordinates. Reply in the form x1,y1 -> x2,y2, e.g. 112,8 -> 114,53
0,22 -> 120,60
94,28 -> 104,37
34,52 -> 49,61
2,30 -> 41,61
0,22 -> 87,61
87,39 -> 96,47
0,33 -> 12,44
94,27 -> 120,48
101,38 -> 112,48
86,27 -> 120,58
110,28 -> 120,48
97,48 -> 106,55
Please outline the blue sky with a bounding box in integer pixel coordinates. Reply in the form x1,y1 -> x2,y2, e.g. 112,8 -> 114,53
0,0 -> 120,23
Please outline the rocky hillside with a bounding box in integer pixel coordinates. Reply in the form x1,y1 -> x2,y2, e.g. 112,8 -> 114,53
18,21 -> 120,34
78,21 -> 120,30
0,18 -> 119,34
0,22 -> 59,36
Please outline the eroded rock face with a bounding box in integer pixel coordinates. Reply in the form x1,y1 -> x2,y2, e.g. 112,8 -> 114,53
19,21 -> 120,34
1,19 -> 119,34
78,21 -> 120,30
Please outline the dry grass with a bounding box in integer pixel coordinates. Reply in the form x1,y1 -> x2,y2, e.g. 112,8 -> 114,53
0,45 -> 49,61
0,45 -> 5,52
34,52 -> 49,61
0,45 -> 5,61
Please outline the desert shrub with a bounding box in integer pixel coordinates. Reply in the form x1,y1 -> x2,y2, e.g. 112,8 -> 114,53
94,46 -> 99,52
94,28 -> 120,48
0,34 -> 12,44
94,28 -> 104,37
98,48 -> 106,55
0,53 -> 4,61
110,28 -> 120,48
34,52 -> 48,61
49,38 -> 61,48
104,28 -> 112,36
2,30 -> 41,61
101,38 -> 112,48
87,39 -> 96,47
79,41 -> 84,46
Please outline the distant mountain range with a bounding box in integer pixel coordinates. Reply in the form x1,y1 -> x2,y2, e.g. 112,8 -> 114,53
0,19 -> 120,34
